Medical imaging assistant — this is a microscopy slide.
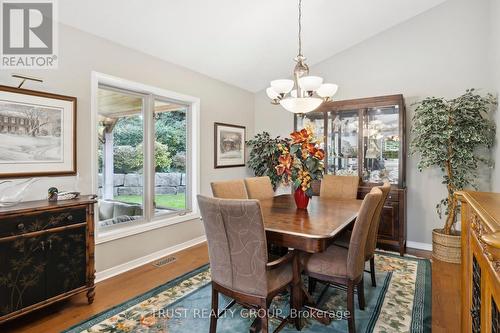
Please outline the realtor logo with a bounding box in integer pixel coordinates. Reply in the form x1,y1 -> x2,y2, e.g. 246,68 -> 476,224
1,0 -> 58,68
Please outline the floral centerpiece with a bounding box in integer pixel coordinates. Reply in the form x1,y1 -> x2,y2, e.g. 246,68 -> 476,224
276,126 -> 325,209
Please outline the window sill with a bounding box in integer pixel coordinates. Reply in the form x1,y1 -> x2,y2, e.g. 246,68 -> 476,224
95,212 -> 201,245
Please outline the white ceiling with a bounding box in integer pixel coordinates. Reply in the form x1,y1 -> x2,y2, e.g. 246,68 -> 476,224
59,0 -> 446,92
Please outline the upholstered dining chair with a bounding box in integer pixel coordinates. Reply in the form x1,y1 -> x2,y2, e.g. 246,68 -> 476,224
197,195 -> 295,333
319,175 -> 360,200
363,181 -> 391,286
302,187 -> 382,333
210,179 -> 248,199
244,176 -> 275,200
334,181 -> 391,287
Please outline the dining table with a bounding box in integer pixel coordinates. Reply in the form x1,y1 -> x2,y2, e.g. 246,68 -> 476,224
259,194 -> 363,330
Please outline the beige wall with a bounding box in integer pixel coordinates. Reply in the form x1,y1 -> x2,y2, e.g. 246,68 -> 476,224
491,0 -> 500,191
0,24 -> 255,271
255,0 -> 492,245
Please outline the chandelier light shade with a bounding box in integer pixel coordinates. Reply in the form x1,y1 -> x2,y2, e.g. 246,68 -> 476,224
280,97 -> 323,114
317,83 -> 339,98
267,0 -> 338,114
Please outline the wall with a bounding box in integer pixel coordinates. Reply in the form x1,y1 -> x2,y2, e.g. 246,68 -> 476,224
491,0 -> 500,191
255,0 -> 492,245
0,23 -> 255,271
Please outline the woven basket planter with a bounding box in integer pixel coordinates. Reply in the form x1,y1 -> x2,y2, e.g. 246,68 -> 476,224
432,228 -> 461,264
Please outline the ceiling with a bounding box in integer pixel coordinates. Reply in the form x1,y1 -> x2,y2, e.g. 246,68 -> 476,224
59,0 -> 446,92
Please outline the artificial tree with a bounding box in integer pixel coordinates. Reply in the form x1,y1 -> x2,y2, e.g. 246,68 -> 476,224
411,89 -> 497,235
246,132 -> 291,189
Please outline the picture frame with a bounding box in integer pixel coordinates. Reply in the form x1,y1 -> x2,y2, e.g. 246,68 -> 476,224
0,85 -> 77,178
214,122 -> 246,168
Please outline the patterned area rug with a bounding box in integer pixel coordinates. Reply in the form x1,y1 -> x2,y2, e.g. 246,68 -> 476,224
65,252 -> 431,333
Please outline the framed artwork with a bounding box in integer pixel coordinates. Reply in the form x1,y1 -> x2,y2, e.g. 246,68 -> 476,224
0,85 -> 77,178
214,122 -> 245,168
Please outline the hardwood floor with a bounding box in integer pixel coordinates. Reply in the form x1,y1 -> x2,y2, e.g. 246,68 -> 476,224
0,244 -> 460,333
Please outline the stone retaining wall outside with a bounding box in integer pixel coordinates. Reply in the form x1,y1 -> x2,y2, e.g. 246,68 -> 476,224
98,173 -> 186,196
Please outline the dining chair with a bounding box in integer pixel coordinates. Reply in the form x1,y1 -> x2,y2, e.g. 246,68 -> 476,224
244,176 -> 275,200
363,181 -> 391,287
302,187 -> 382,333
334,181 -> 391,287
197,195 -> 295,333
210,179 -> 248,199
319,175 -> 360,200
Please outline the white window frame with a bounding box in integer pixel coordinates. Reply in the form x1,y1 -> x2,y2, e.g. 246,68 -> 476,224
91,72 -> 200,244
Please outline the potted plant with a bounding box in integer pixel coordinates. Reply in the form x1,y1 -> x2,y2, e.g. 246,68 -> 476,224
411,89 -> 496,263
246,132 -> 291,190
276,126 -> 325,209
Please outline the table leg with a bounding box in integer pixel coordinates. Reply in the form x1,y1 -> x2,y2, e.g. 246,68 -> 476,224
292,252 -> 304,330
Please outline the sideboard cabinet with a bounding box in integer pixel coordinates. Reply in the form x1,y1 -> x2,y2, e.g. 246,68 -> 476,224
0,196 -> 96,323
295,94 -> 407,255
458,191 -> 500,333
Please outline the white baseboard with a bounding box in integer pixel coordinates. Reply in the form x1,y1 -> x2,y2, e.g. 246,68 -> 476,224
407,240 -> 433,252
95,235 -> 207,283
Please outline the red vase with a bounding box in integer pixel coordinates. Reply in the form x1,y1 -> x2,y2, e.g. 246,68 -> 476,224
294,188 -> 310,209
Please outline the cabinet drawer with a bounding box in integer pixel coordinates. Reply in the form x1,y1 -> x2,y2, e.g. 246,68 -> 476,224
0,207 -> 87,238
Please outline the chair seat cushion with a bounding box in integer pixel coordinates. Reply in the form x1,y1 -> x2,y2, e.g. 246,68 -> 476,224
303,245 -> 349,280
266,262 -> 293,294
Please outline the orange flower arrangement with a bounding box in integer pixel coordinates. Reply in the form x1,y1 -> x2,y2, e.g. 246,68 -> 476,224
276,126 -> 325,197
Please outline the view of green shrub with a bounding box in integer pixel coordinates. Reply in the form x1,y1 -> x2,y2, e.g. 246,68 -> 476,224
100,111 -> 185,174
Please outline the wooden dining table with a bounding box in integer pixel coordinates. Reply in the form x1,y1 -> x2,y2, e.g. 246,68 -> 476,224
259,194 -> 363,330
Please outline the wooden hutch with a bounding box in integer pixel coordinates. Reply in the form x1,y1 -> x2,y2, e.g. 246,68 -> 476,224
295,94 -> 407,255
458,191 -> 500,332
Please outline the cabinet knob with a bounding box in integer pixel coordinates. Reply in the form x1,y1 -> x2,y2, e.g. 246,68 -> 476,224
67,215 -> 73,221
17,223 -> 25,230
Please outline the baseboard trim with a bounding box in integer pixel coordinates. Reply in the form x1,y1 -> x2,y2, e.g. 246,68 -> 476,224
95,235 -> 207,283
407,240 -> 433,252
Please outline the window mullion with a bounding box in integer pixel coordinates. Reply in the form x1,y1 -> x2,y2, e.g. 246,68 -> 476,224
143,95 -> 155,222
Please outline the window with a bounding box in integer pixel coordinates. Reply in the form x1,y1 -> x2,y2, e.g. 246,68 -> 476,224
92,73 -> 199,242
10,118 -> 15,124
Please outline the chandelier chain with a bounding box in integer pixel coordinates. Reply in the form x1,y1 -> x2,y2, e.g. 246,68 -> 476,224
298,0 -> 302,57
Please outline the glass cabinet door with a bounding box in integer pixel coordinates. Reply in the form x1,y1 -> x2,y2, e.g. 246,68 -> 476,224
327,110 -> 359,176
362,105 -> 400,184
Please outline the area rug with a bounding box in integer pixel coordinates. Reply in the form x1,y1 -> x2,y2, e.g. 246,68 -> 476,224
64,252 -> 431,333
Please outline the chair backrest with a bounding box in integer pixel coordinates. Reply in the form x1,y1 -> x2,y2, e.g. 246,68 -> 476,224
346,187 -> 382,280
320,175 -> 360,200
244,176 -> 275,200
211,179 -> 248,199
364,181 -> 391,260
197,195 -> 269,296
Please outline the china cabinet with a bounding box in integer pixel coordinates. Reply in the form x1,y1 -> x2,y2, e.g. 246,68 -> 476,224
294,94 -> 407,255
0,196 -> 96,323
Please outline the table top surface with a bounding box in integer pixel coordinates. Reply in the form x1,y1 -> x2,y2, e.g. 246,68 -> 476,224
260,194 -> 363,239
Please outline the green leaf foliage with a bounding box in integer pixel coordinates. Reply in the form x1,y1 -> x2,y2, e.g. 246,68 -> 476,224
410,89 -> 497,232
246,132 -> 291,189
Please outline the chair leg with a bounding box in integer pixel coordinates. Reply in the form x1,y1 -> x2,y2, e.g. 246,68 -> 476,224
370,257 -> 376,287
260,300 -> 269,333
347,280 -> 356,333
357,277 -> 365,310
210,286 -> 219,333
308,277 -> 317,294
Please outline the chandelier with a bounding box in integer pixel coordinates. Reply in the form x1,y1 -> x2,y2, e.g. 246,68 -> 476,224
266,0 -> 338,114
